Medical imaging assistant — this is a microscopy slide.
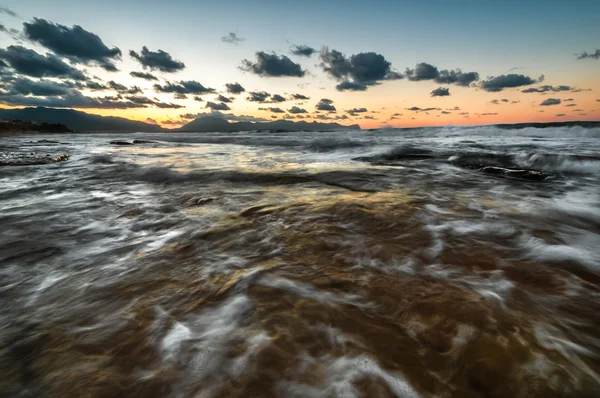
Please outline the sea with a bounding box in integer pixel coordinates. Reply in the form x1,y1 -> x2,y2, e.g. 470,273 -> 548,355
1,125 -> 600,397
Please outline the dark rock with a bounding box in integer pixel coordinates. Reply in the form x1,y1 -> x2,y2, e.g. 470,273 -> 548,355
110,140 -> 134,145
132,140 -> 156,144
451,152 -> 516,170
354,146 -> 435,165
479,166 -> 548,181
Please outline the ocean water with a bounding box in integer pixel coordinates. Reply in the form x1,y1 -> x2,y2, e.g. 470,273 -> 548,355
1,125 -> 600,397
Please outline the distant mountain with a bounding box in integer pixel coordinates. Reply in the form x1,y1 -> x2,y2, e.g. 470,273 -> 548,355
0,107 -> 164,132
179,114 -> 361,132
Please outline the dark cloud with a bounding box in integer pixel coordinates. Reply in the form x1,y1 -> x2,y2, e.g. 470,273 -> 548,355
564,98 -> 574,101
475,113 -> 499,116
259,107 -> 285,113
441,111 -> 451,114
153,81 -> 215,95
430,87 -> 450,97
181,111 -> 267,123
23,18 -> 121,71
193,96 -> 204,102
6,77 -> 72,96
290,93 -> 309,100
206,101 -> 230,111
84,81 -> 108,91
490,99 -> 509,104
576,49 -> 600,60
556,113 -> 566,117
155,102 -> 184,109
246,91 -> 271,103
435,69 -> 479,86
288,106 -> 307,114
405,62 -> 480,87
221,32 -> 244,45
241,51 -> 305,77
480,74 -> 539,92
123,95 -> 182,109
521,85 -> 572,93
314,114 -> 348,121
320,47 -> 402,91
346,108 -> 368,116
174,93 -> 187,100
0,23 -> 20,41
571,88 -> 591,93
130,71 -> 158,81
406,62 -> 438,81
0,45 -> 86,80
214,94 -> 231,103
363,116 -> 375,120
290,45 -> 316,57
0,90 -> 147,109
459,112 -> 469,115
179,113 -> 200,120
0,6 -> 18,17
108,81 -> 142,95
565,104 -> 577,107
405,106 -> 441,112
129,46 -> 185,73
336,81 -> 368,91
316,98 -> 336,112
245,91 -> 285,103
540,98 -> 561,106
123,96 -> 156,105
225,82 -> 245,94
270,94 -> 286,102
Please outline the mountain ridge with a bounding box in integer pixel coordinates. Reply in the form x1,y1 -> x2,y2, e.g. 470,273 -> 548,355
177,114 -> 361,132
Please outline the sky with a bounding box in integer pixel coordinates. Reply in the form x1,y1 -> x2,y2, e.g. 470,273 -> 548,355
0,0 -> 599,128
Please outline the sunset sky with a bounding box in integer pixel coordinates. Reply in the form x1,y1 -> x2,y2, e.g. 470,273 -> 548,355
1,0 -> 599,128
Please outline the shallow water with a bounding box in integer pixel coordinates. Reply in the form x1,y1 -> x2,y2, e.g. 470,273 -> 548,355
1,125 -> 600,397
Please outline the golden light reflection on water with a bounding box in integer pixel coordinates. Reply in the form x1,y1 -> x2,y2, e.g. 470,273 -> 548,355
101,143 -> 367,175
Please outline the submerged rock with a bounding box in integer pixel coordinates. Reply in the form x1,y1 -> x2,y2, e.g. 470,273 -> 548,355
109,140 -> 135,145
479,166 -> 548,181
132,140 -> 156,144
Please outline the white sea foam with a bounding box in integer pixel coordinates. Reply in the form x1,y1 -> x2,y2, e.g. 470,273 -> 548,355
277,354 -> 422,398
256,274 -> 368,307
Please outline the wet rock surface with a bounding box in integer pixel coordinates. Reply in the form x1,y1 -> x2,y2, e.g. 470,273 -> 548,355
0,151 -> 69,166
1,129 -> 599,397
